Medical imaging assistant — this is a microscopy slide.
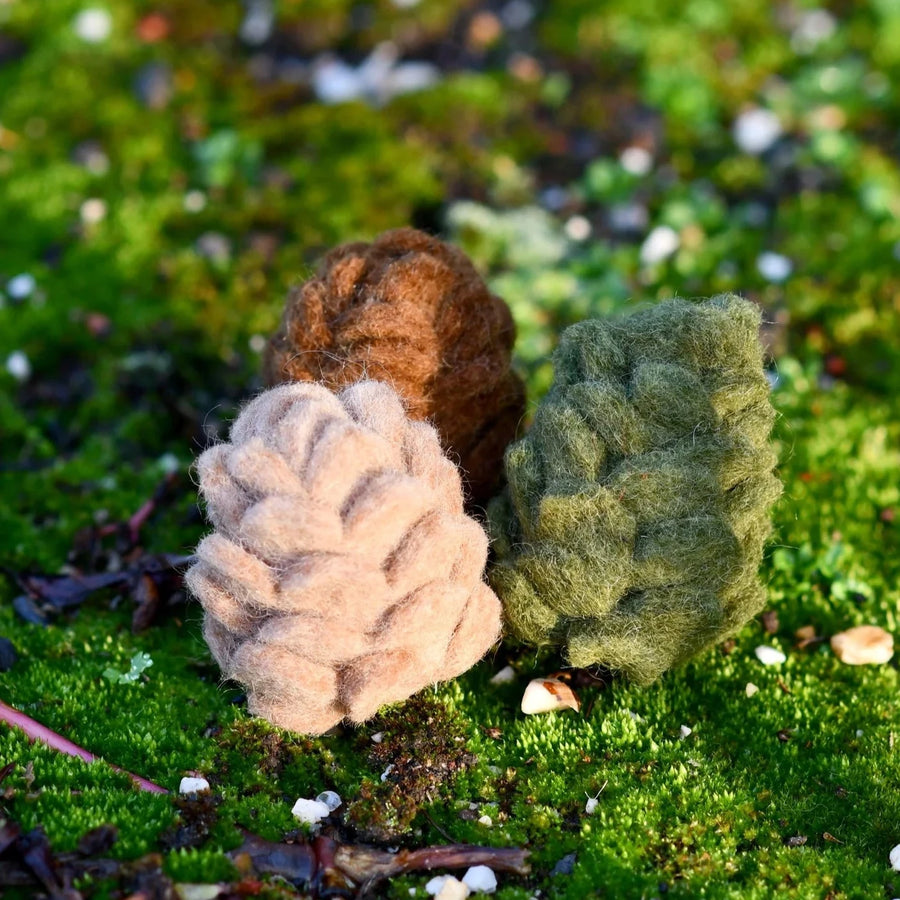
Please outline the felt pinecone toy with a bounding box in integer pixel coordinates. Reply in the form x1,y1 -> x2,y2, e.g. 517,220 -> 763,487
185,380 -> 502,735
488,295 -> 782,684
263,227 -> 526,509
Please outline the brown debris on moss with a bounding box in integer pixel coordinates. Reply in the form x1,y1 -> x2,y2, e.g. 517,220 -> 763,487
347,695 -> 477,842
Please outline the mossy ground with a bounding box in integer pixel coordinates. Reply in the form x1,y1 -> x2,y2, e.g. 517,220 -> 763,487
2,1 -> 900,898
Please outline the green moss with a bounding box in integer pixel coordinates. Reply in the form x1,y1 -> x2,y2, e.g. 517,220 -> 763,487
2,1 -> 900,897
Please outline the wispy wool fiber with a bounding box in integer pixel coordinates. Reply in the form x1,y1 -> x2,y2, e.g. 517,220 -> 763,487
488,295 -> 783,683
263,228 -> 526,508
186,381 -> 502,734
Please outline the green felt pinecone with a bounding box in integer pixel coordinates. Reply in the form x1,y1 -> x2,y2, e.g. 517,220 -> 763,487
488,295 -> 782,683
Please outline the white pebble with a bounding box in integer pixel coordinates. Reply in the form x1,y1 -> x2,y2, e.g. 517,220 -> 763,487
425,875 -> 451,895
380,763 -> 394,782
80,198 -> 107,224
291,797 -> 331,825
733,108 -> 783,155
463,865 -> 497,894
316,790 -> 342,811
619,145 -> 653,176
179,776 -> 210,794
489,665 -> 516,685
6,351 -> 31,382
679,724 -> 692,739
792,9 -> 837,53
639,225 -> 679,265
521,677 -> 580,715
477,814 -> 493,827
757,251 -> 793,283
371,731 -> 384,743
831,625 -> 894,665
501,0 -> 536,30
564,215 -> 592,242
7,273 -> 36,300
184,190 -> 207,213
755,645 -> 787,665
890,844 -> 900,871
74,8 -> 112,43
157,452 -> 180,474
745,682 -> 759,697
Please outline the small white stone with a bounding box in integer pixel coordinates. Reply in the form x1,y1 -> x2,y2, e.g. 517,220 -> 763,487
184,190 -> 207,213
564,215 -> 592,241
371,731 -> 384,743
380,763 -> 394,782
733,108 -> 783,155
890,843 -> 900,871
316,790 -> 342,811
856,729 -> 864,737
6,351 -> 31,382
639,225 -> 679,265
477,814 -> 493,827
757,251 -> 793,283
619,145 -> 653,176
745,682 -> 759,697
501,0 -> 535,30
291,797 -> 331,825
489,665 -> 516,685
80,197 -> 107,224
755,645 -> 787,665
157,452 -> 179,473
425,875 -> 451,895
521,677 -> 580,715
463,865 -> 497,894
74,8 -> 113,43
179,776 -> 210,794
7,273 -> 36,300
831,625 -> 894,665
679,725 -> 692,739
792,9 -> 836,53
174,885 -> 222,900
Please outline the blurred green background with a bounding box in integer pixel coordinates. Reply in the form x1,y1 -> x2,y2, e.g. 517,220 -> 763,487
1,2 -> 899,898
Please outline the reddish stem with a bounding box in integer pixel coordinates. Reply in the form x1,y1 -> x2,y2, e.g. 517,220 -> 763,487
0,699 -> 167,794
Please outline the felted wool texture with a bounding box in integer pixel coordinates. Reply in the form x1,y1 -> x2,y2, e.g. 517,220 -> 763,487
488,295 -> 783,684
263,227 -> 526,509
186,380 -> 502,735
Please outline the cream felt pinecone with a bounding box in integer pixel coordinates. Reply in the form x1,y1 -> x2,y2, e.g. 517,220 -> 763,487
186,380 -> 502,734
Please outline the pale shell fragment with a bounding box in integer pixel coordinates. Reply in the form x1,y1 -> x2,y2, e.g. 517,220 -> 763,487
489,665 -> 516,685
830,625 -> 894,665
436,876 -> 471,900
754,645 -> 787,665
316,790 -> 342,811
463,865 -> 498,893
291,797 -> 331,825
520,677 -> 580,715
890,843 -> 900,871
179,776 -> 210,795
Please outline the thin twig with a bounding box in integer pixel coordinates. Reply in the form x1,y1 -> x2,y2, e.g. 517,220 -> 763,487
0,699 -> 167,794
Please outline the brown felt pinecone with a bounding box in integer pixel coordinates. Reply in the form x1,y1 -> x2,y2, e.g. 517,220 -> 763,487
263,227 -> 526,509
185,380 -> 502,735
